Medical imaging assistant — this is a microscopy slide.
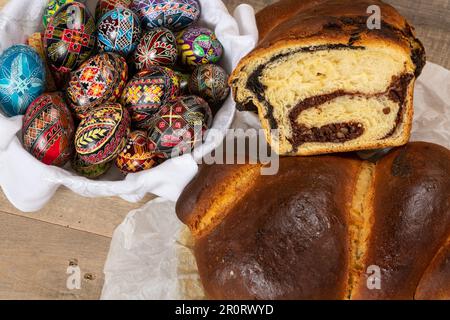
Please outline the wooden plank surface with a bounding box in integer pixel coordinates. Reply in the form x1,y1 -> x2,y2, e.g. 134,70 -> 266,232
0,188 -> 153,238
0,212 -> 109,300
0,0 -> 449,300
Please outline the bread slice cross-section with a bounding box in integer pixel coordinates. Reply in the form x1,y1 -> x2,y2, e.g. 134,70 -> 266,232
229,0 -> 426,156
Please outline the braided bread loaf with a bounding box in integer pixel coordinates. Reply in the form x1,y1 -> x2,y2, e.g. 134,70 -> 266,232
176,142 -> 450,299
229,0 -> 425,156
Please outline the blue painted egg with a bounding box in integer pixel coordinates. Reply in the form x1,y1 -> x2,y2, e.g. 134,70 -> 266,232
131,0 -> 201,32
0,45 -> 46,117
97,7 -> 142,56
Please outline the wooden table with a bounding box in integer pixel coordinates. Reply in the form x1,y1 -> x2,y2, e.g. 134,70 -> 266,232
0,0 -> 449,300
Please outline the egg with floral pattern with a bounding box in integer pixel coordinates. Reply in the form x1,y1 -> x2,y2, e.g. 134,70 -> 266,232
115,130 -> 165,173
75,103 -> 131,165
0,45 -> 46,117
177,26 -> 223,68
189,64 -> 230,111
44,2 -> 96,74
131,0 -> 200,32
97,7 -> 141,56
120,66 -> 180,129
133,27 -> 177,70
43,0 -> 76,28
22,92 -> 75,166
66,52 -> 128,119
148,95 -> 212,158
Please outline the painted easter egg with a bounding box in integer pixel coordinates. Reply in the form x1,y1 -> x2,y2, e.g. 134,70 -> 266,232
95,0 -> 132,20
120,66 -> 180,129
189,64 -> 230,111
0,45 -> 46,117
148,95 -> 212,158
43,0 -> 76,28
72,154 -> 112,179
172,65 -> 191,94
115,130 -> 165,173
130,0 -> 200,32
177,26 -> 223,68
27,32 -> 57,92
22,92 -> 75,167
97,7 -> 141,56
66,52 -> 128,119
44,2 -> 96,74
75,103 -> 131,165
133,27 -> 177,70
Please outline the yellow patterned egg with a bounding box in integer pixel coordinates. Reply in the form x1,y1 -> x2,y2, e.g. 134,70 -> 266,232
75,103 -> 131,165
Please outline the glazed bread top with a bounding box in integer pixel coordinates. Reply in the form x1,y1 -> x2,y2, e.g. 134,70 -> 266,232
231,0 -> 425,81
176,142 -> 450,299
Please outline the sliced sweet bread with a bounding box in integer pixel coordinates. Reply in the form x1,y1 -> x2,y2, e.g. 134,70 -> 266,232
230,0 -> 426,156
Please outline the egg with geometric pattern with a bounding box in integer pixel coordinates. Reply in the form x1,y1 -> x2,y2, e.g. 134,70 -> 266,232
120,66 -> 180,129
0,45 -> 46,117
66,52 -> 128,119
131,0 -> 201,32
22,92 -> 75,167
188,64 -> 230,112
97,7 -> 141,56
148,95 -> 212,158
115,130 -> 165,173
44,2 -> 96,74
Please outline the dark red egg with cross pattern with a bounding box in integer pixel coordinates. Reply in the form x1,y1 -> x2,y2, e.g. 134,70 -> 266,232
95,0 -> 132,21
148,95 -> 212,158
44,2 -> 96,74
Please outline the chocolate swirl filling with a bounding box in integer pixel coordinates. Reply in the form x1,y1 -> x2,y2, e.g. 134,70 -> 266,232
287,73 -> 414,150
246,44 -> 414,151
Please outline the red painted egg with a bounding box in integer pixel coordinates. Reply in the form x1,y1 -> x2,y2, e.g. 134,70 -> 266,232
115,130 -> 165,173
22,92 -> 75,166
133,27 -> 178,71
75,103 -> 131,165
66,52 -> 128,119
148,95 -> 212,158
96,0 -> 132,21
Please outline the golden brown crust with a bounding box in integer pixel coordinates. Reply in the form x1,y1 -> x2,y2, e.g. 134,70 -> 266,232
415,237 -> 450,300
189,155 -> 361,300
232,0 -> 425,85
353,142 -> 450,299
176,142 -> 450,300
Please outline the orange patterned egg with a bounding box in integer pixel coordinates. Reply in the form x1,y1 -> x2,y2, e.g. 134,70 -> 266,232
66,52 -> 128,119
115,130 -> 165,173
